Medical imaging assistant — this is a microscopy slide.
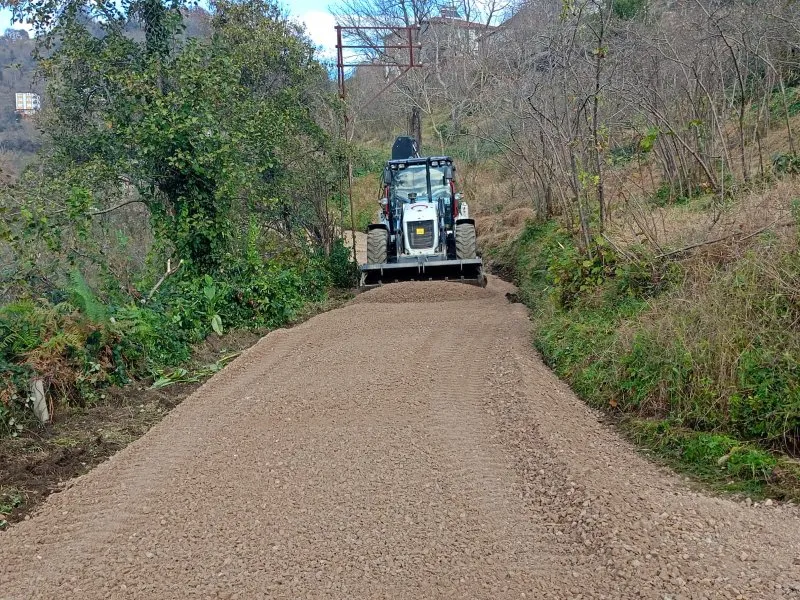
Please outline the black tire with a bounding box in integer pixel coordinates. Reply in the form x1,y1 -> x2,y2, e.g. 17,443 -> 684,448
366,228 -> 388,264
455,222 -> 477,260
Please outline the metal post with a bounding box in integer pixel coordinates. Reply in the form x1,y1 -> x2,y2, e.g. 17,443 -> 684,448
346,137 -> 357,265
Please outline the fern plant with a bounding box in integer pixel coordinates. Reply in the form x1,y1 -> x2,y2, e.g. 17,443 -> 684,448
68,269 -> 107,322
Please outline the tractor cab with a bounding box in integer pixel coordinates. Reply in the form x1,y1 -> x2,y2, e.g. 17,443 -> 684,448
381,157 -> 459,234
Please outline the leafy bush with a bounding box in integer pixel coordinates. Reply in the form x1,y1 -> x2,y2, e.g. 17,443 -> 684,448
0,299 -> 124,428
0,240 -> 356,435
730,348 -> 800,443
612,0 -> 647,20
496,220 -> 571,308
772,152 -> 800,175
547,242 -> 611,307
162,262 -> 326,337
501,219 -> 800,496
111,304 -> 191,372
322,239 -> 359,289
609,141 -> 638,166
626,419 -> 783,495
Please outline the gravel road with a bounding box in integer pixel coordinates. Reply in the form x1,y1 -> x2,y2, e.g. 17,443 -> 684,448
2,279 -> 799,599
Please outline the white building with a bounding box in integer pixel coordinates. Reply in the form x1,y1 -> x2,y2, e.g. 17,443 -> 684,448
15,92 -> 41,117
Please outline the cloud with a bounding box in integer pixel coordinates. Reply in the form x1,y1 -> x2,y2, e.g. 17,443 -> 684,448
298,10 -> 337,61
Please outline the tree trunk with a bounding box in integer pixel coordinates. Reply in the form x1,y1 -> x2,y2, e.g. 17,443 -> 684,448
409,106 -> 422,153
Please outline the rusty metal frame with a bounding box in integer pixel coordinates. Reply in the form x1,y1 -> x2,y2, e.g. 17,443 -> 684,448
335,24 -> 422,109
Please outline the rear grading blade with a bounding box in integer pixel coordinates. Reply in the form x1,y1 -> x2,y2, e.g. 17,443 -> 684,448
359,257 -> 485,289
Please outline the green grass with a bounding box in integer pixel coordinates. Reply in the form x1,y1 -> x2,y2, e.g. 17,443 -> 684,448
501,220 -> 800,500
0,488 -> 24,528
625,418 -> 799,499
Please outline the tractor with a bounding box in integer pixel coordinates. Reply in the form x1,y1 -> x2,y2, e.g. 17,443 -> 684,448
359,137 -> 485,288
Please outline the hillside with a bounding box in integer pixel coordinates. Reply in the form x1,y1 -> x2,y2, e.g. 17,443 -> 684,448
0,29 -> 39,178
344,0 -> 800,496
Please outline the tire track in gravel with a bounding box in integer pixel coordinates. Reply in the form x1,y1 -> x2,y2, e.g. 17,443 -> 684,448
424,314 -> 560,595
0,278 -> 799,599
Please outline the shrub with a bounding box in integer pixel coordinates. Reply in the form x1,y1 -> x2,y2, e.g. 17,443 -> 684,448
0,244 -> 350,435
323,239 -> 359,289
0,299 -> 125,429
772,153 -> 800,175
730,348 -> 800,444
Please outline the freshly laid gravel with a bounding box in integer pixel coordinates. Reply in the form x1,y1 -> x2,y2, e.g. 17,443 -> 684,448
1,277 -> 798,599
352,280 -> 494,304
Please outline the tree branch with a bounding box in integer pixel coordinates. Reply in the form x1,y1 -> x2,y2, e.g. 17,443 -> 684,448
88,199 -> 147,216
144,259 -> 184,302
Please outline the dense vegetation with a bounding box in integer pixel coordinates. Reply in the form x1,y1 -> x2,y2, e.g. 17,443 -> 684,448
495,212 -> 800,498
343,0 -> 800,238
0,0 -> 357,435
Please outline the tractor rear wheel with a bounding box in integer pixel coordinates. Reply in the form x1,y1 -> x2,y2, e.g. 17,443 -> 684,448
366,228 -> 388,264
455,222 -> 477,260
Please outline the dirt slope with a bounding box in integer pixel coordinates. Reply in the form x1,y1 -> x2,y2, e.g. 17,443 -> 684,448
1,279 -> 799,599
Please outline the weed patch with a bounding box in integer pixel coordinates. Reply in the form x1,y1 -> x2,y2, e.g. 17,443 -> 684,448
624,419 -> 798,499
500,219 -> 800,499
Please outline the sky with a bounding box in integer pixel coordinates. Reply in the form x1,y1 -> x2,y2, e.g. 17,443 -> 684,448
0,0 -> 340,58
286,0 -> 339,58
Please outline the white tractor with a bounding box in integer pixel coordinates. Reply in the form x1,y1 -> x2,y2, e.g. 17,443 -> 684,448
360,139 -> 484,288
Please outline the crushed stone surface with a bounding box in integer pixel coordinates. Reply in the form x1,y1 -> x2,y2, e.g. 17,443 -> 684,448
351,280 -> 495,304
1,278 -> 799,599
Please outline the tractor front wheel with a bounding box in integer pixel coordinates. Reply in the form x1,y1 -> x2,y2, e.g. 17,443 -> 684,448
455,222 -> 477,260
366,228 -> 388,264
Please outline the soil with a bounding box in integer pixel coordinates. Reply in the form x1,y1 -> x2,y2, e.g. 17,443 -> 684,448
0,382 -> 198,525
1,278 -> 799,598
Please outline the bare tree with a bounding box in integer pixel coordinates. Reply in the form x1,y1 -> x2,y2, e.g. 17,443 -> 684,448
344,0 -> 800,251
